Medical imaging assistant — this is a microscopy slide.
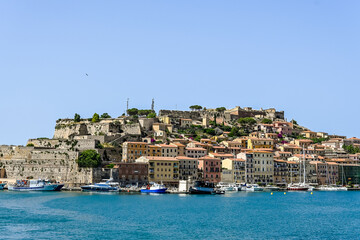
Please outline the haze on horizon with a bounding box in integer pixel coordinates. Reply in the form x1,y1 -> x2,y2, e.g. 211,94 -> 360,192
0,1 -> 359,145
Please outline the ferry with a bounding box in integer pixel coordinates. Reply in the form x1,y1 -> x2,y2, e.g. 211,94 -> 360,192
81,179 -> 120,192
140,182 -> 167,193
8,179 -> 64,191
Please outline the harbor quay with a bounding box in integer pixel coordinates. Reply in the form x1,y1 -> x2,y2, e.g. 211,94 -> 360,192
0,106 -> 360,193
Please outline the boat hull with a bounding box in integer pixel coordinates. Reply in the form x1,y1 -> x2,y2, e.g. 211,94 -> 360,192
8,184 -> 64,191
189,187 -> 214,194
140,188 -> 167,193
0,183 -> 6,190
287,187 -> 309,191
81,186 -> 119,192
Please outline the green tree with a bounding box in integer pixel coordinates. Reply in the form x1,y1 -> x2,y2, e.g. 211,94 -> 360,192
204,128 -> 216,136
261,118 -> 272,124
74,113 -> 81,122
238,117 -> 257,133
138,109 -> 153,116
76,150 -> 101,168
147,112 -> 156,118
127,108 -> 138,116
216,107 -> 226,112
228,127 -> 240,137
189,105 -> 203,111
101,113 -> 111,118
291,119 -> 298,125
92,113 -> 100,123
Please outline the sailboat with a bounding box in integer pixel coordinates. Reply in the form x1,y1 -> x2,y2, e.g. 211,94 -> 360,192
316,164 -> 347,191
287,146 -> 311,191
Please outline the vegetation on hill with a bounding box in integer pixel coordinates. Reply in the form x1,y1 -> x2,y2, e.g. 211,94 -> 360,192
343,144 -> 360,154
261,118 -> 272,124
77,150 -> 101,168
101,113 -> 111,118
74,113 -> 81,122
92,113 -> 100,123
189,105 -> 203,111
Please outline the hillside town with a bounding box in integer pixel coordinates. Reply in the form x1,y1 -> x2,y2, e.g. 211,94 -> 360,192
1,105 -> 359,190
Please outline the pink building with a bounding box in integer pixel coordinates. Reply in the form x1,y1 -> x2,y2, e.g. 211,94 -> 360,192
198,156 -> 222,183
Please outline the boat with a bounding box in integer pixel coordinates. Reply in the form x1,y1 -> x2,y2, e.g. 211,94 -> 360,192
287,147 -> 311,191
140,182 -> 167,193
81,179 -> 120,192
0,182 -> 6,190
315,185 -> 347,191
217,182 -> 236,191
8,179 -> 64,191
263,185 -> 280,191
241,184 -> 264,192
189,181 -> 220,194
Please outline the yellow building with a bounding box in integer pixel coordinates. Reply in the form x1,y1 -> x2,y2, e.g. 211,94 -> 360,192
293,139 -> 313,148
233,137 -> 248,148
252,150 -> 274,184
302,130 -> 317,139
122,142 -> 148,162
136,156 -> 179,186
148,145 -> 162,157
247,138 -> 274,150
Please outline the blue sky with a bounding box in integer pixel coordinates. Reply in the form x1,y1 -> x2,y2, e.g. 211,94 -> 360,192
0,1 -> 359,145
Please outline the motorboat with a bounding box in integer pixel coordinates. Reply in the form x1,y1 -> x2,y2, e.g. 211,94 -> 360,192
0,182 -> 6,190
263,185 -> 280,191
217,182 -> 236,192
315,185 -> 347,191
189,181 -> 224,194
140,182 -> 167,193
287,183 -> 310,191
241,184 -> 264,192
8,179 -> 64,191
81,179 -> 120,192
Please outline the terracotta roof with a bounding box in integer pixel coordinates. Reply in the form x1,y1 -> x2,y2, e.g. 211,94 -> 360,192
157,144 -> 177,148
210,153 -> 234,157
223,158 -> 245,162
176,156 -> 197,160
199,156 -> 220,160
186,147 -> 206,151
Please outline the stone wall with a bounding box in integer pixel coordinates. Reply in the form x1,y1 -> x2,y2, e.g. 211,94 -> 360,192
0,146 -> 110,187
158,110 -> 203,121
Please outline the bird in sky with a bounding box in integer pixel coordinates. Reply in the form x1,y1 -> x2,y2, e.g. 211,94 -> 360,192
85,73 -> 88,76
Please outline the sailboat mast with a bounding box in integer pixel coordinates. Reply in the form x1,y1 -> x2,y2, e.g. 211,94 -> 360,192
303,145 -> 306,184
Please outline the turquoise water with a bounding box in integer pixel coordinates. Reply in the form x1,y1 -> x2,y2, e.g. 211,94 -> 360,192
0,191 -> 359,239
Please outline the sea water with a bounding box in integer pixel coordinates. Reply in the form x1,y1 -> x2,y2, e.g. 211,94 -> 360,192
0,191 -> 359,239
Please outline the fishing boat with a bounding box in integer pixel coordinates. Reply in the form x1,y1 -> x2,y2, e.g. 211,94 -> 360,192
0,182 -> 7,190
140,182 -> 167,193
8,179 -> 64,191
81,179 -> 120,192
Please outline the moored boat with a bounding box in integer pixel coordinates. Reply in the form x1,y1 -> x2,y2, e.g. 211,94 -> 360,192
140,182 -> 167,193
8,179 -> 64,191
315,185 -> 347,191
263,185 -> 280,191
217,182 -> 236,192
0,182 -> 6,190
242,184 -> 264,192
81,179 -> 120,192
189,181 -> 217,194
287,183 -> 310,191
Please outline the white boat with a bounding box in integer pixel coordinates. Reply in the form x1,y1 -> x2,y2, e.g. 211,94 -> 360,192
316,185 -> 347,191
263,185 -> 280,191
81,179 -> 120,192
217,182 -> 236,191
287,147 -> 311,191
8,179 -> 64,191
0,182 -> 6,190
241,184 -> 263,192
